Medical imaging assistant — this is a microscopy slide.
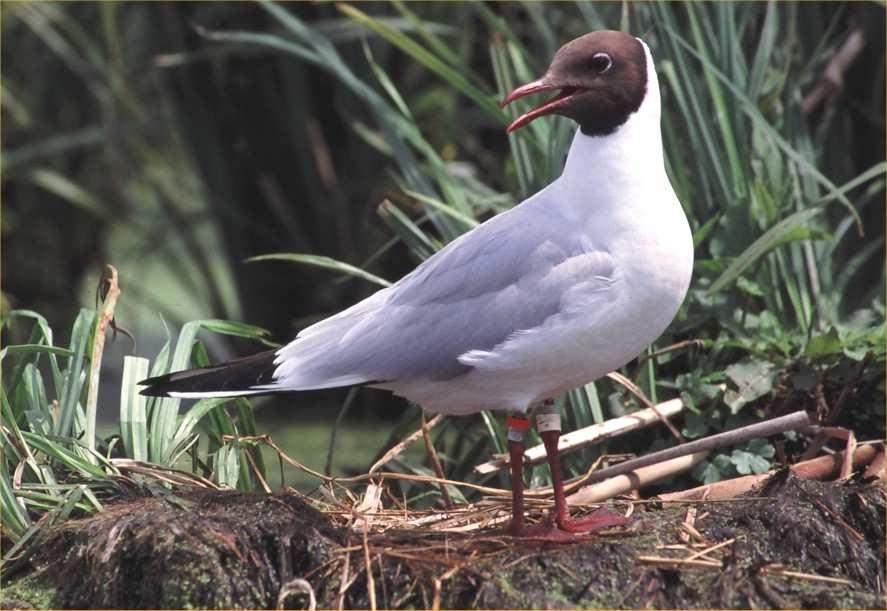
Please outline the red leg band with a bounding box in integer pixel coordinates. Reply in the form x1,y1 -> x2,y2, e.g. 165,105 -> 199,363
506,416 -> 531,431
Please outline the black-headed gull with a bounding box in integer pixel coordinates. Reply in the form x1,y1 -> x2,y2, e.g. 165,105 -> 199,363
142,30 -> 693,541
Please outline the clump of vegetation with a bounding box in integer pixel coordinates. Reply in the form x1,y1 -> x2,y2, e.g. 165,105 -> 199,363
1,274 -> 277,570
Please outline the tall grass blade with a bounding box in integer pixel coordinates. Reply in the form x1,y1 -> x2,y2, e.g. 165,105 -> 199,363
337,3 -> 504,121
55,309 -> 95,438
246,253 -> 392,287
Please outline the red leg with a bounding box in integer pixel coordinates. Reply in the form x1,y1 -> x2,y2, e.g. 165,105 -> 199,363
505,435 -> 579,542
502,410 -> 628,542
540,430 -> 631,534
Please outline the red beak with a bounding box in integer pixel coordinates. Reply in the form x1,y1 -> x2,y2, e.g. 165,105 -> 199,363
501,78 -> 583,133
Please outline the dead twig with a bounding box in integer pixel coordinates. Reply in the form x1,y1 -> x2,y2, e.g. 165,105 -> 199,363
607,372 -> 685,443
369,415 -> 444,474
679,507 -> 697,543
840,430 -> 858,480
637,339 -> 705,364
680,521 -> 711,545
110,458 -> 221,490
362,526 -> 377,611
244,447 -> 272,494
85,265 -> 122,458
761,564 -> 854,586
336,538 -> 352,611
802,27 -> 866,115
684,537 -> 736,562
421,413 -> 454,509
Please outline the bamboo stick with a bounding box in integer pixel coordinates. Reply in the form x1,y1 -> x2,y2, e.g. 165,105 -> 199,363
474,398 -> 686,474
567,451 -> 709,505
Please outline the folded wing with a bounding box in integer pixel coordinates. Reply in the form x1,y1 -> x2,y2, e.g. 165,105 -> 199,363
268,204 -> 616,390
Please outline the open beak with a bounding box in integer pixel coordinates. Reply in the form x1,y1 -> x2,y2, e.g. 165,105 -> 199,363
501,78 -> 584,133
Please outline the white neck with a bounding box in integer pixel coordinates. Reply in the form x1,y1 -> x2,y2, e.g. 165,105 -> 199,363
560,39 -> 664,188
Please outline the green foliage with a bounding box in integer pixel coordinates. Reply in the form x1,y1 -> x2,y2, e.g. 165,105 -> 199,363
0,305 -> 272,562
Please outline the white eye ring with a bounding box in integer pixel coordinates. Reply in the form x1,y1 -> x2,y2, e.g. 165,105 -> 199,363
591,52 -> 613,73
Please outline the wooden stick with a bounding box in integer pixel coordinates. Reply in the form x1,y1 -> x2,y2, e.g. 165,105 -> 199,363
658,443 -> 880,502
574,411 -> 811,487
474,397 -> 687,474
567,451 -> 708,506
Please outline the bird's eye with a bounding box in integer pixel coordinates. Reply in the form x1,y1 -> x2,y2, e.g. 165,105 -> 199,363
590,52 -> 613,73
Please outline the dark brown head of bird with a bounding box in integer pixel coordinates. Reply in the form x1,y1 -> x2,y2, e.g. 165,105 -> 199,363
502,30 -> 648,137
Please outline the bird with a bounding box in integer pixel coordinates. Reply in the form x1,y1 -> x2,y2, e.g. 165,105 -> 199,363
141,30 -> 694,542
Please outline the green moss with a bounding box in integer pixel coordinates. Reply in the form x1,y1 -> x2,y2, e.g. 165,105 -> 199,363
0,574 -> 57,609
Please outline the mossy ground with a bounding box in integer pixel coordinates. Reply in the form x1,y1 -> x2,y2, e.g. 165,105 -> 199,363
1,473 -> 883,609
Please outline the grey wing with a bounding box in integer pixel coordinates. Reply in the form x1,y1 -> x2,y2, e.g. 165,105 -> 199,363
272,205 -> 613,387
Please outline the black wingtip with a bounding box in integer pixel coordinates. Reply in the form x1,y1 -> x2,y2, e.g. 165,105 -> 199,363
137,349 -> 280,398
138,369 -> 180,397
138,372 -> 173,397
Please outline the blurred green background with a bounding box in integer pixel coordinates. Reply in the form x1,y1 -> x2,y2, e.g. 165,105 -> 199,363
3,1 -> 885,491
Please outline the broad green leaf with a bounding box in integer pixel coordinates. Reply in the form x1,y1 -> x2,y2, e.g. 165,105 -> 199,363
805,327 -> 843,358
692,459 -> 723,484
730,448 -> 771,475
724,359 -> 776,413
746,438 -> 776,459
681,411 -> 709,439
